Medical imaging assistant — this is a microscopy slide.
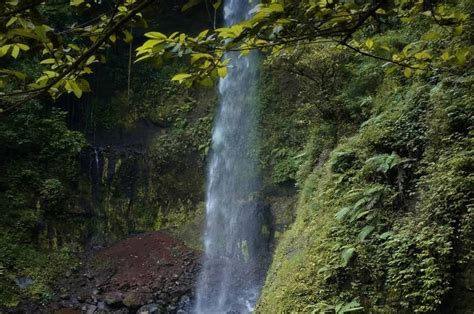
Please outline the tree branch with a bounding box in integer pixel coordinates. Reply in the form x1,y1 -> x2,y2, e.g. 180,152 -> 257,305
341,0 -> 385,44
341,42 -> 421,70
1,0 -> 157,113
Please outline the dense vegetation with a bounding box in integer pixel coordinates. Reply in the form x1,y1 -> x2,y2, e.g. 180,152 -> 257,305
257,4 -> 473,311
0,0 -> 472,312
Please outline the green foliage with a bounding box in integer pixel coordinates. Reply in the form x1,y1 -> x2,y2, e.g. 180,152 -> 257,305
0,231 -> 78,308
259,43 -> 378,186
135,0 -> 471,87
305,299 -> 363,314
0,102 -> 85,307
0,0 -> 147,102
331,152 -> 357,174
258,30 -> 473,312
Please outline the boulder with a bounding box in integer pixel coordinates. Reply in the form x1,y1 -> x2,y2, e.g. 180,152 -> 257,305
104,291 -> 124,307
136,303 -> 162,314
123,289 -> 152,309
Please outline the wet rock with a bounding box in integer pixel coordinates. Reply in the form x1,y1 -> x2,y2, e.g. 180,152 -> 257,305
76,295 -> 84,302
136,303 -> 162,314
104,291 -> 124,307
14,277 -> 33,289
97,301 -> 107,310
60,293 -> 70,300
59,300 -> 74,308
176,295 -> 191,313
84,271 -> 95,280
123,289 -> 152,309
56,309 -> 81,314
81,304 -> 97,314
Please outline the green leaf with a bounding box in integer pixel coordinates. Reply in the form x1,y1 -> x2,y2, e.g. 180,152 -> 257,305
379,231 -> 392,240
0,68 -> 27,80
212,0 -> 221,10
335,207 -> 351,220
365,38 -> 374,50
140,39 -> 163,51
385,64 -> 398,75
268,3 -> 284,13
403,67 -> 412,78
11,45 -> 20,59
414,50 -> 432,60
358,225 -> 375,241
453,24 -> 463,36
352,209 -> 373,222
199,77 -> 214,87
197,29 -> 209,40
123,30 -> 133,43
70,0 -> 85,6
76,78 -> 91,92
422,31 -> 441,41
144,32 -> 167,40
40,58 -> 56,65
171,73 -> 193,82
341,247 -> 355,267
440,51 -> 450,62
191,53 -> 213,64
65,80 -> 83,98
6,17 -> 17,27
217,66 -> 227,78
0,45 -> 11,57
340,300 -> 363,313
181,0 -> 201,11
455,47 -> 470,64
86,55 -> 97,65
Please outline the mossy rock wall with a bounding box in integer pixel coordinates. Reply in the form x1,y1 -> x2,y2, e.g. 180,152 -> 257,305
257,68 -> 473,313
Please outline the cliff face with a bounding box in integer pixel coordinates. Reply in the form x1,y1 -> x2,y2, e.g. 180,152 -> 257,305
71,81 -> 214,248
47,1 -> 221,248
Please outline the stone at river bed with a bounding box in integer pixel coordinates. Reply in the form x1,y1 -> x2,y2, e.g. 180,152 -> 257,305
123,288 -> 152,309
104,291 -> 124,307
11,232 -> 200,313
81,304 -> 97,314
136,303 -> 163,314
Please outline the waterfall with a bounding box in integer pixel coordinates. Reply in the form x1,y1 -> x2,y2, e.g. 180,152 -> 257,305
194,0 -> 270,313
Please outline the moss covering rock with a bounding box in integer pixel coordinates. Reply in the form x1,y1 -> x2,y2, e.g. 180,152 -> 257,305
258,63 -> 473,313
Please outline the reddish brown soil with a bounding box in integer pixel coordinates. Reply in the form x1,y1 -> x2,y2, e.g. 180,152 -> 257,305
96,232 -> 198,291
36,232 -> 201,313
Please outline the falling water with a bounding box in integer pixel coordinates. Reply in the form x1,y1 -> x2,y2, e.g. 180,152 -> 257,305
194,0 -> 270,313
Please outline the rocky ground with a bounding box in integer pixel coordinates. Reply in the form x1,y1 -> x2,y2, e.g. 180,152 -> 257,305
12,232 -> 201,314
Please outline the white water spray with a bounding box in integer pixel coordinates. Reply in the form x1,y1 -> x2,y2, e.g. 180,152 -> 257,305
194,1 -> 270,313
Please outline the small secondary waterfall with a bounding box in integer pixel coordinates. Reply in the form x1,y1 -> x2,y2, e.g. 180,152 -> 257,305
195,0 -> 270,313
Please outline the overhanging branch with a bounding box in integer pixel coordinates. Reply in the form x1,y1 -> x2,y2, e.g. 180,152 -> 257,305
0,0 -> 157,113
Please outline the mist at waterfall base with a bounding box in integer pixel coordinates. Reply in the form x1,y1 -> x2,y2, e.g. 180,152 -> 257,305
194,1 -> 271,313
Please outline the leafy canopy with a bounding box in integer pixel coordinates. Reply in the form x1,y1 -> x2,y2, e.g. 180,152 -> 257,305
0,0 -> 471,111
